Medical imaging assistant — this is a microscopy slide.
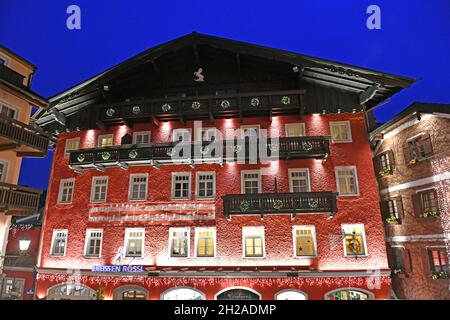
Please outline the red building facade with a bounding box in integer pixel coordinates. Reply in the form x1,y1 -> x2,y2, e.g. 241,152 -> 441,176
33,33 -> 415,300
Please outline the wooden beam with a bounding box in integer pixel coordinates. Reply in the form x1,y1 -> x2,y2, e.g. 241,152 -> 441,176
0,143 -> 18,152
16,151 -> 46,158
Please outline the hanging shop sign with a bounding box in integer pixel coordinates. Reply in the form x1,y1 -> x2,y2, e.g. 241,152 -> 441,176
91,265 -> 145,273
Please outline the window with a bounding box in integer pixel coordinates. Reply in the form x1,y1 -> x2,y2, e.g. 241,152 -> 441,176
293,226 -> 316,257
241,170 -> 261,194
428,248 -> 448,272
90,177 -> 108,203
50,230 -> 68,256
169,227 -> 189,257
240,125 -> 260,139
335,167 -> 359,196
388,199 -> 399,219
406,133 -> 433,163
57,178 -> 75,204
0,56 -> 6,65
285,123 -> 305,137
419,189 -> 439,217
0,104 -> 17,119
391,247 -> 406,271
1,278 -> 25,299
195,228 -> 215,257
124,228 -> 144,258
0,160 -> 8,182
196,172 -> 215,199
326,289 -> 370,300
172,129 -> 192,142
243,227 -> 265,258
64,138 -> 80,157
172,173 -> 191,200
84,229 -> 103,257
342,224 -> 367,257
133,131 -> 151,144
98,134 -> 114,147
288,169 -> 310,192
329,121 -> 352,143
379,152 -> 392,174
128,174 -> 148,201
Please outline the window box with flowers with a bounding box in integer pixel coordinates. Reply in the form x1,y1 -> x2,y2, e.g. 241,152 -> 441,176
379,166 -> 392,177
431,271 -> 449,280
409,154 -> 426,165
420,209 -> 439,219
385,215 -> 400,225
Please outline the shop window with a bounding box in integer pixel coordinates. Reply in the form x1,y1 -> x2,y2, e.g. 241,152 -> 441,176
342,224 -> 367,257
293,226 -> 316,257
169,227 -> 190,258
243,227 -> 265,258
195,228 -> 215,257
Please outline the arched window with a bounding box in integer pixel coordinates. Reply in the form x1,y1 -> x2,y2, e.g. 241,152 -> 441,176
46,283 -> 97,300
215,287 -> 261,300
161,287 -> 205,300
275,289 -> 307,300
113,285 -> 148,300
325,288 -> 373,300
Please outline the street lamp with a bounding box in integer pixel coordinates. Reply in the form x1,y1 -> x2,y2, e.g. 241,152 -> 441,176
19,238 -> 31,253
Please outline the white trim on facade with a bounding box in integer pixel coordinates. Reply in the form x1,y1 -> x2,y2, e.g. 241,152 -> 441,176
380,172 -> 450,194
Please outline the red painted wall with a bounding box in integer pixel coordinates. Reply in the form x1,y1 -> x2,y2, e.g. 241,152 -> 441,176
37,113 -> 390,298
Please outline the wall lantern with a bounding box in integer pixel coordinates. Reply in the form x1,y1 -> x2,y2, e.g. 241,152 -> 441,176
19,238 -> 31,252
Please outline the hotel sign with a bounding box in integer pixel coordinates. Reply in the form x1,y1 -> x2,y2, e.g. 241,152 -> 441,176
92,265 -> 145,273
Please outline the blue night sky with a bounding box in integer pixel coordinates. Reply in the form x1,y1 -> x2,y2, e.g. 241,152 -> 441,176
1,0 -> 449,191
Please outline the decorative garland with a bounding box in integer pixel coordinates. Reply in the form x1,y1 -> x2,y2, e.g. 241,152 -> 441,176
162,104 -> 172,112
240,200 -> 250,212
101,152 -> 111,161
250,98 -> 260,107
191,101 -> 201,110
77,154 -> 85,163
281,96 -> 291,105
106,108 -> 115,117
128,150 -> 138,159
273,200 -> 283,210
132,106 -> 141,115
220,100 -> 231,109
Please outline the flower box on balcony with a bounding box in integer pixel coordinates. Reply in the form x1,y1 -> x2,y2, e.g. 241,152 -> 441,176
385,215 -> 400,225
431,271 -> 449,280
420,210 -> 439,219
378,167 -> 392,177
409,154 -> 425,165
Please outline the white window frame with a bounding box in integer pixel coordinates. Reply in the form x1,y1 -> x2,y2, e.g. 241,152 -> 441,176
240,125 -> 261,139
285,123 -> 306,137
90,176 -> 109,203
0,159 -> 9,182
0,54 -> 10,66
241,170 -> 262,194
172,128 -> 192,142
97,134 -> 114,147
123,228 -> 145,258
194,227 -> 216,258
64,137 -> 80,157
128,174 -> 148,201
242,226 -> 265,258
57,178 -> 75,204
329,121 -> 352,143
84,229 -> 103,258
168,227 -> 190,258
335,166 -> 359,196
171,172 -> 192,200
288,168 -> 311,192
132,131 -> 151,144
50,229 -> 68,257
292,226 -> 317,258
341,224 -> 368,257
195,171 -> 216,200
0,101 -> 19,120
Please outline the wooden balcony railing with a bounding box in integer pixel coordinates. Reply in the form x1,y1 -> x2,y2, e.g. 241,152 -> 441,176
222,192 -> 338,218
97,90 -> 306,123
0,114 -> 50,156
68,136 -> 330,170
0,64 -> 26,88
0,182 -> 42,216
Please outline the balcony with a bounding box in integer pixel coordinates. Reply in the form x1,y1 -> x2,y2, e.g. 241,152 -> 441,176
0,114 -> 50,157
97,90 -> 306,124
68,136 -> 330,171
222,192 -> 338,218
0,64 -> 26,88
0,182 -> 42,216
3,254 -> 37,268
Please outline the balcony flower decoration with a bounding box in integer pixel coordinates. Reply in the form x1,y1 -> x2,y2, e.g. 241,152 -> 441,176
162,103 -> 172,112
250,98 -> 260,107
220,100 -> 231,109
421,209 -> 439,219
431,271 -> 449,280
128,150 -> 138,159
379,167 -> 392,177
409,154 -> 425,165
77,154 -> 85,163
273,199 -> 283,210
385,215 -> 399,224
281,96 -> 291,105
301,141 -> 313,151
240,200 -> 250,212
105,108 -> 115,117
191,101 -> 201,110
101,152 -> 111,161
